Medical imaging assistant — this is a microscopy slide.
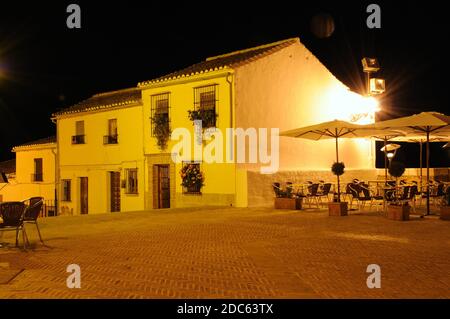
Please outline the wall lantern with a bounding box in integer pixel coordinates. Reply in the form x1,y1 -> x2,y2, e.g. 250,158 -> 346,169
370,78 -> 386,95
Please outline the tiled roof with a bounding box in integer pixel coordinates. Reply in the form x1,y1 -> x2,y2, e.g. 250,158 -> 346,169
52,88 -> 141,117
0,159 -> 16,174
12,136 -> 56,151
138,38 -> 299,87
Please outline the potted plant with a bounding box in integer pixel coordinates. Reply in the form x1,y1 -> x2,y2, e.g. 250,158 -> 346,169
188,109 -> 217,129
151,113 -> 171,150
386,161 -> 410,221
328,162 -> 348,216
440,187 -> 450,220
180,164 -> 204,194
273,183 -> 303,210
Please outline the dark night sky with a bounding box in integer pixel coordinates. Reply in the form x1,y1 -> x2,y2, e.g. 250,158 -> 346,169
0,1 -> 449,167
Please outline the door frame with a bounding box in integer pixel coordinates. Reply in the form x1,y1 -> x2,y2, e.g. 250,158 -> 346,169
154,164 -> 170,209
79,176 -> 88,214
109,171 -> 121,212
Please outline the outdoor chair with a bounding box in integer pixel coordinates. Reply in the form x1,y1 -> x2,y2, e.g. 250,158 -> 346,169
347,183 -> 361,210
23,198 -> 45,245
0,201 -> 28,249
305,183 -> 320,208
403,185 -> 419,212
430,183 -> 445,208
358,183 -> 383,211
272,182 -> 284,198
317,183 -> 332,205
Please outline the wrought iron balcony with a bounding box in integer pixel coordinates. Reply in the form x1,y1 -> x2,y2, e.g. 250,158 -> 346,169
71,135 -> 85,144
103,135 -> 118,144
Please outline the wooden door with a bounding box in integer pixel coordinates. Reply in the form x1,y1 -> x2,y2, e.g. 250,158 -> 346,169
110,172 -> 121,212
80,177 -> 88,214
156,165 -> 170,208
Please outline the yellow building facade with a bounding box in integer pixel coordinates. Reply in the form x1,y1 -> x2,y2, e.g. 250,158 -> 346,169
53,88 -> 145,215
2,37 -> 379,213
0,137 -> 56,211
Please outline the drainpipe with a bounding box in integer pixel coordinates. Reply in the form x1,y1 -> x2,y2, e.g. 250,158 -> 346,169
226,72 -> 235,205
51,117 -> 60,216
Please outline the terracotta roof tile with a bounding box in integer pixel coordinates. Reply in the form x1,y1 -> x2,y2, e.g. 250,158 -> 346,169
12,136 -> 57,151
138,38 -> 299,87
52,88 -> 141,117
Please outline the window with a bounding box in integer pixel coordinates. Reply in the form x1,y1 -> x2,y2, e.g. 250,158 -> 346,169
72,120 -> 85,144
33,158 -> 43,182
62,180 -> 71,201
104,119 -> 118,144
151,93 -> 170,136
125,168 -> 138,194
194,84 -> 218,128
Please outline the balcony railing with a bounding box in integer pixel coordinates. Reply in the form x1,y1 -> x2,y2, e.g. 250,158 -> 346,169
71,135 -> 85,144
103,135 -> 118,145
31,173 -> 43,182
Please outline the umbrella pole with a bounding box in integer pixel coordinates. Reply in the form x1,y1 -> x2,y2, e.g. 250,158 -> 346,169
335,135 -> 341,202
384,137 -> 388,181
426,130 -> 430,216
419,140 -> 423,195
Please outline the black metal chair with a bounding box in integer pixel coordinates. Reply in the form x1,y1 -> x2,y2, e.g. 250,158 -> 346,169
317,183 -> 332,205
23,198 -> 45,245
272,182 -> 284,198
306,183 -> 320,208
0,201 -> 28,249
347,183 -> 361,210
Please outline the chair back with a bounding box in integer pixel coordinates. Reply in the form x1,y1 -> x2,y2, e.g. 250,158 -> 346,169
0,202 -> 26,227
359,183 -> 371,199
348,183 -> 359,198
321,183 -> 332,195
24,199 -> 44,221
436,183 -> 445,196
409,185 -> 418,200
308,183 -> 319,196
29,197 -> 44,206
400,186 -> 410,200
272,183 -> 282,197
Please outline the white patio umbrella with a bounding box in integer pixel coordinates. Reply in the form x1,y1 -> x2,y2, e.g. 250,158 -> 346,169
280,120 -> 401,202
374,112 -> 450,215
380,143 -> 401,152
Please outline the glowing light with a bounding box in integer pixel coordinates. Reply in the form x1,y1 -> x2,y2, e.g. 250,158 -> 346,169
387,152 -> 395,159
323,86 -> 380,124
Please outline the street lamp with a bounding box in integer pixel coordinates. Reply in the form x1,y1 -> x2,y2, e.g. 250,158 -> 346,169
361,57 -> 385,96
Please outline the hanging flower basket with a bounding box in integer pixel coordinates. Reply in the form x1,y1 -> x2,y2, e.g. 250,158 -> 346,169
151,113 -> 171,150
188,109 -> 217,128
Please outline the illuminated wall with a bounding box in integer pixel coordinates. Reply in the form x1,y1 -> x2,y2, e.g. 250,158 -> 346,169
234,38 -> 376,172
0,143 -> 56,203
56,104 -> 145,215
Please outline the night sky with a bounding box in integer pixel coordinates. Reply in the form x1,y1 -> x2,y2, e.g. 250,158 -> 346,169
0,1 -> 449,167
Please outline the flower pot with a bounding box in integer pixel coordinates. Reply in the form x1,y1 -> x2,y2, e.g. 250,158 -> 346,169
274,197 -> 302,210
386,204 -> 410,221
440,206 -> 450,220
328,202 -> 348,216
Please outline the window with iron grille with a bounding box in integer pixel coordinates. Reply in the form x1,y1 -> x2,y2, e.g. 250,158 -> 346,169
125,168 -> 138,194
194,84 -> 218,128
62,179 -> 71,201
151,93 -> 170,136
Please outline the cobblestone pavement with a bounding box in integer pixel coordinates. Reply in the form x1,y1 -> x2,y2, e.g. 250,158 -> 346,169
1,207 -> 449,298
